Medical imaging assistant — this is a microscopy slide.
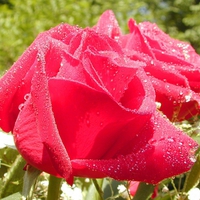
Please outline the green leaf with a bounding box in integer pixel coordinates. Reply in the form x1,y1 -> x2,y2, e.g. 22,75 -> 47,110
1,192 -> 21,200
22,165 -> 41,199
0,155 -> 26,198
183,153 -> 200,193
85,179 -> 104,200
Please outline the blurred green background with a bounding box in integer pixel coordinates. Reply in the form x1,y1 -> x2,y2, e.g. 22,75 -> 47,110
0,0 -> 200,71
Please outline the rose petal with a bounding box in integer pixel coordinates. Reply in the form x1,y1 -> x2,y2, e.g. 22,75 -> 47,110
92,10 -> 122,40
0,43 -> 38,132
120,18 -> 200,121
138,21 -> 200,64
138,21 -> 200,94
122,19 -> 154,57
83,47 -> 151,103
0,26 -> 72,132
48,23 -> 81,42
71,112 -> 198,184
48,76 -> 154,160
13,53 -> 72,181
66,28 -> 123,59
151,76 -> 200,121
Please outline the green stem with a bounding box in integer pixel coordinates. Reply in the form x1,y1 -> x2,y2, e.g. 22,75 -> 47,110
46,175 -> 63,200
92,179 -> 104,200
85,178 -> 104,200
132,182 -> 155,200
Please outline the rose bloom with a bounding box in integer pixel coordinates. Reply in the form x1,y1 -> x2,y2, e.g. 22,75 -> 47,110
0,11 -> 198,184
95,10 -> 200,122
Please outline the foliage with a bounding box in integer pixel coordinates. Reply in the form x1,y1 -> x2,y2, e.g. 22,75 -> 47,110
150,0 -> 200,54
1,0 -> 200,71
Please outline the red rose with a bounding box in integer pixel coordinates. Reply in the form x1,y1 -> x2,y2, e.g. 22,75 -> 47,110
0,13 -> 197,184
95,10 -> 200,121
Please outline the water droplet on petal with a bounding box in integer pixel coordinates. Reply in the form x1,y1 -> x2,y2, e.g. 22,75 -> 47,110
86,120 -> 90,126
37,54 -> 41,62
148,139 -> 156,145
150,60 -> 154,65
114,36 -> 119,41
179,91 -> 183,96
167,137 -> 175,142
24,93 -> 30,101
18,104 -> 24,111
156,102 -> 161,109
185,94 -> 192,102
